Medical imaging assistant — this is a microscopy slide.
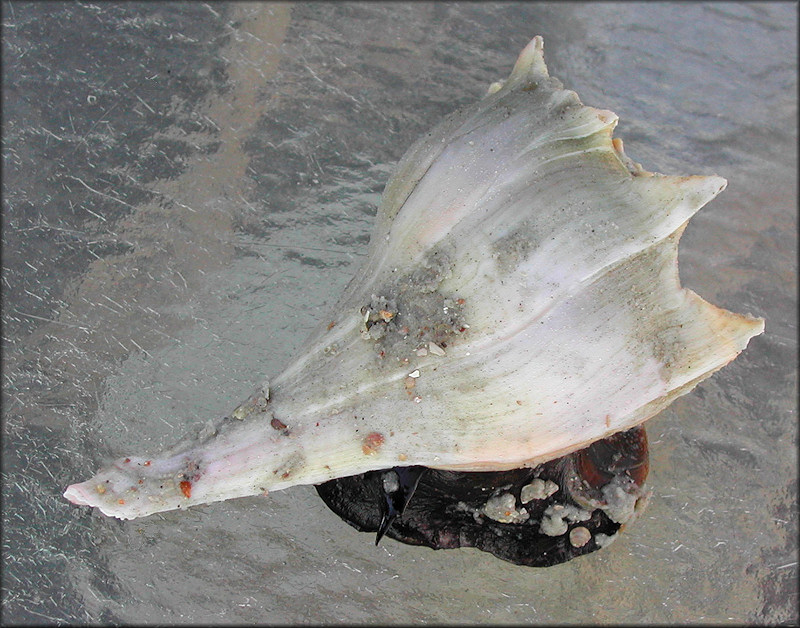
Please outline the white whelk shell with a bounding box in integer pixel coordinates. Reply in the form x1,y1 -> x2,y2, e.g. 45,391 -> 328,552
64,36 -> 764,521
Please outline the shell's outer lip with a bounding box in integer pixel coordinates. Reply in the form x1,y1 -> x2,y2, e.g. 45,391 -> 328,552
64,35 -> 765,521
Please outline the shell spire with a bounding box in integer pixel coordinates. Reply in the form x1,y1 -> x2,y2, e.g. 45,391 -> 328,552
488,34 -> 548,94
64,37 -> 764,521
510,34 -> 549,81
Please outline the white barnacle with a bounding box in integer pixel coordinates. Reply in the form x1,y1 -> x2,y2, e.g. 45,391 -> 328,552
482,493 -> 529,524
569,526 -> 592,548
520,478 -> 559,503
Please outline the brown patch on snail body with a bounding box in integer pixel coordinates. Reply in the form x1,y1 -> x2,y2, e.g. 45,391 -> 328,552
575,426 -> 649,490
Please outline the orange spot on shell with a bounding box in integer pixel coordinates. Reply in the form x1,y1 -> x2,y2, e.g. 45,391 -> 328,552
143,460 -> 151,466
362,432 -> 385,455
117,499 -> 125,505
179,481 -> 192,498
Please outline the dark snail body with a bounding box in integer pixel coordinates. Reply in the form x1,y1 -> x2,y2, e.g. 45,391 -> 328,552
317,427 -> 649,567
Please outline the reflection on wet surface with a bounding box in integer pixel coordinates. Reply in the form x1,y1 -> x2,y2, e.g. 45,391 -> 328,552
2,1 -> 797,623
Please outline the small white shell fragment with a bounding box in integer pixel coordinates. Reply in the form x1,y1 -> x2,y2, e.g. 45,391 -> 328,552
599,479 -> 641,524
594,532 -> 617,548
539,509 -> 568,537
415,347 -> 428,356
231,384 -> 270,420
520,478 -> 559,503
428,342 -> 446,356
382,471 -> 400,494
408,370 -> 420,378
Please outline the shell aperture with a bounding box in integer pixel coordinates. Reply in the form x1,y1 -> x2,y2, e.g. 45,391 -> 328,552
64,35 -> 764,565
317,426 -> 651,567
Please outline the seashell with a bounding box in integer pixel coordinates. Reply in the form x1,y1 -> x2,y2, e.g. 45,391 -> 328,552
64,37 -> 764,564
